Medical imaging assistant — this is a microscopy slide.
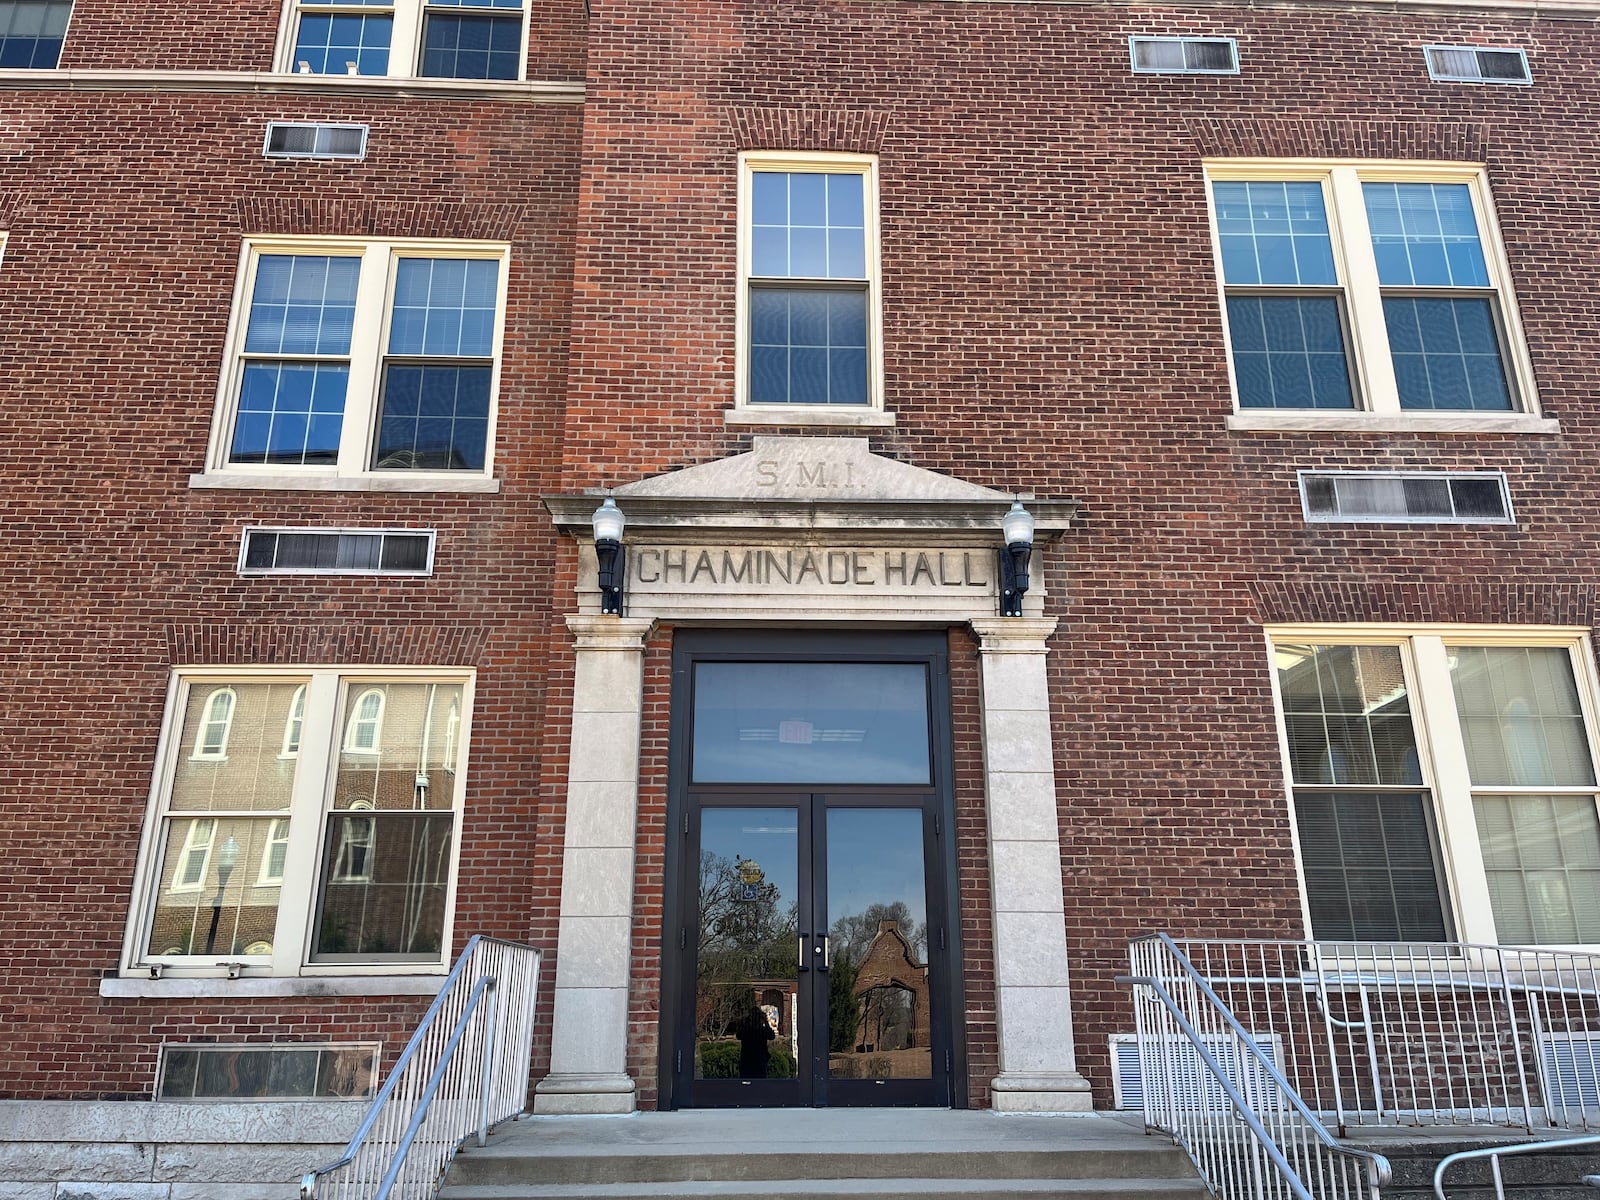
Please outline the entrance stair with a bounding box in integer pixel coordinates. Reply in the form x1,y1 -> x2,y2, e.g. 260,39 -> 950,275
436,1109 -> 1207,1200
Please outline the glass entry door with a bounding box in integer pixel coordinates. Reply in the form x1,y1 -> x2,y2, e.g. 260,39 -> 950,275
681,794 -> 947,1107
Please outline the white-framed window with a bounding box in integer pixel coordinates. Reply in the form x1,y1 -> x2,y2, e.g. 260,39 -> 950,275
0,1 -> 73,69
1206,162 -> 1542,425
1424,45 -> 1530,85
344,687 -> 385,752
276,0 -> 528,81
191,688 -> 237,760
734,151 -> 885,422
1129,36 -> 1239,74
126,671 -> 470,977
205,238 -> 509,485
1268,628 -> 1600,947
281,684 -> 307,757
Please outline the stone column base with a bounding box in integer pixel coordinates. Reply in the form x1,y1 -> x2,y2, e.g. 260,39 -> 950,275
990,1071 -> 1095,1113
532,1073 -> 637,1115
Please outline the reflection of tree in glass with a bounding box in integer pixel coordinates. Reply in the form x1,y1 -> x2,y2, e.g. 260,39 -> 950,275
830,900 -> 925,963
828,902 -> 926,1054
696,851 -> 797,1042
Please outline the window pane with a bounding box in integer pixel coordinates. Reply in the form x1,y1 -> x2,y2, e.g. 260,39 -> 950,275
170,682 -> 306,811
1276,644 -> 1420,787
0,0 -> 71,68
1363,182 -> 1489,288
291,12 -> 392,75
1227,297 -> 1353,410
747,288 -> 868,405
245,256 -> 360,355
231,363 -> 347,466
1475,794 -> 1600,943
419,13 -> 520,80
388,258 -> 499,357
692,662 -> 931,784
749,172 -> 866,280
1385,297 -> 1511,411
373,364 -> 490,469
1295,791 -> 1449,941
1449,646 -> 1597,787
147,817 -> 284,957
1212,181 -> 1337,286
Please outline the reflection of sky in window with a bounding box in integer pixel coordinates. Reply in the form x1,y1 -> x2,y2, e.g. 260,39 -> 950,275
691,662 -> 930,784
1214,181 -> 1336,286
827,808 -> 926,947
752,172 -> 866,280
701,809 -> 798,911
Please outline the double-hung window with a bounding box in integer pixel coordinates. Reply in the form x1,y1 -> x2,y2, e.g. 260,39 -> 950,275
127,671 -> 470,976
0,1 -> 71,68
736,152 -> 885,422
1208,163 -> 1541,425
280,0 -> 526,81
1270,631 -> 1600,946
208,239 -> 507,484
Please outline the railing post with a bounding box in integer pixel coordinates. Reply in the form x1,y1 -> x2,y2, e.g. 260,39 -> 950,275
477,977 -> 501,1148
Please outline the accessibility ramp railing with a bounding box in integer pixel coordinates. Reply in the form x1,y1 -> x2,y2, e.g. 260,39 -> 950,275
301,936 -> 542,1200
1434,1133 -> 1600,1200
1127,933 -> 1391,1200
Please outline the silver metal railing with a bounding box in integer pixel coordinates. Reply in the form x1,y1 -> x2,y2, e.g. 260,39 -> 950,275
1147,938 -> 1600,1134
1127,934 -> 1392,1200
1433,1133 -> 1600,1200
301,937 -> 542,1200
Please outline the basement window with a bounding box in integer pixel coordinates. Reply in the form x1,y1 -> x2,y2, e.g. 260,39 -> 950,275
1424,46 -> 1530,85
264,122 -> 370,161
1129,36 -> 1239,74
1298,471 -> 1512,524
157,1043 -> 379,1100
239,527 -> 435,575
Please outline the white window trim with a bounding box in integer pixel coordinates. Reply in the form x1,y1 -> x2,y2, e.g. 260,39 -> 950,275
1206,159 -> 1548,433
343,688 -> 386,753
272,0 -> 531,82
1266,624 -> 1600,950
1296,469 -> 1515,525
239,526 -> 438,577
168,818 -> 216,896
1128,35 -> 1240,75
730,150 -> 890,428
280,683 -> 307,757
201,236 -> 510,489
256,816 -> 293,886
1423,45 -> 1531,85
262,121 -> 370,161
121,667 -> 473,979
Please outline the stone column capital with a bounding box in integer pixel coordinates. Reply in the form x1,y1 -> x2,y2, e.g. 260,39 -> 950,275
968,617 -> 1059,654
565,614 -> 656,651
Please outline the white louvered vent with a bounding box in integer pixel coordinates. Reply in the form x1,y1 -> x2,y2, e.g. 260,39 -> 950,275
1111,1033 -> 1283,1111
1539,1034 -> 1600,1113
1424,46 -> 1531,84
263,122 -> 370,160
1129,37 -> 1239,74
1299,472 -> 1513,525
239,528 -> 435,575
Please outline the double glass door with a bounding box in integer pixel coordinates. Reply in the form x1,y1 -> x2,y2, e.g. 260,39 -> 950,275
682,794 -> 948,1107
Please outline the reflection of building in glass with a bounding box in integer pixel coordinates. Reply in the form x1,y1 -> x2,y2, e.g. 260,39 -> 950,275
831,921 -> 932,1081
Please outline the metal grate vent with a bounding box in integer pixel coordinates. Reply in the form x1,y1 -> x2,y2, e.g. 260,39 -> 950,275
1129,36 -> 1239,74
1110,1033 -> 1282,1110
263,122 -> 369,160
1424,46 -> 1530,84
239,528 -> 435,575
1299,472 -> 1513,525
1539,1034 -> 1600,1112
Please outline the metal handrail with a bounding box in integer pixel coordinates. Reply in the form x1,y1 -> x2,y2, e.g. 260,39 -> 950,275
1127,933 -> 1392,1200
1433,1133 -> 1600,1200
300,936 -> 541,1200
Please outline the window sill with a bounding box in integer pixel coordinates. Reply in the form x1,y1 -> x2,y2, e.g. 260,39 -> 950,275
0,69 -> 582,103
189,473 -> 502,494
726,407 -> 897,428
1227,411 -> 1560,435
101,974 -> 445,999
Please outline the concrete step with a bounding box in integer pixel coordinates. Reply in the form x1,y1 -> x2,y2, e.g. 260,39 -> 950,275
441,1179 -> 1208,1200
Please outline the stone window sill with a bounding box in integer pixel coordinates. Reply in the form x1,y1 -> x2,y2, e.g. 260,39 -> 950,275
101,975 -> 445,999
189,473 -> 502,493
726,407 -> 896,428
1227,412 -> 1560,435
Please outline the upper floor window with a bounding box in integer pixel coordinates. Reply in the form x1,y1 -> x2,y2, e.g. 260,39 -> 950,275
280,0 -> 526,81
735,152 -> 884,422
1207,163 -> 1541,425
0,1 -> 72,69
205,238 -> 508,486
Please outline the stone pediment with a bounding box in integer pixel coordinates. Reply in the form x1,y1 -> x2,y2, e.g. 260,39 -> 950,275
544,436 -> 1078,540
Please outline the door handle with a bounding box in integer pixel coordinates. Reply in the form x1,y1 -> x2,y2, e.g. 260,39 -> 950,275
817,934 -> 830,973
797,934 -> 809,972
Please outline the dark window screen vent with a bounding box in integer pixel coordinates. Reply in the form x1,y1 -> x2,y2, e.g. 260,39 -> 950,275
264,122 -> 369,160
1129,36 -> 1239,74
240,528 -> 434,575
1424,46 -> 1530,84
1299,472 -> 1513,525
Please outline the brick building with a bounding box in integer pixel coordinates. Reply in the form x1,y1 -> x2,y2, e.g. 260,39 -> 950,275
3,0 -> 1599,1150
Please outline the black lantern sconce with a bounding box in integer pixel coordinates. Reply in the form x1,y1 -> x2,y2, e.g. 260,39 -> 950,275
997,500 -> 1035,617
591,496 -> 627,615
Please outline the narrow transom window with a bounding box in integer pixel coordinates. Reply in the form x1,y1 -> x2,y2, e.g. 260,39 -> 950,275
738,153 -> 882,417
241,528 -> 435,575
1299,471 -> 1513,524
264,123 -> 369,161
1208,164 -> 1535,418
0,0 -> 72,68
282,0 -> 526,80
1129,36 -> 1239,74
1425,46 -> 1530,85
157,1043 -> 378,1100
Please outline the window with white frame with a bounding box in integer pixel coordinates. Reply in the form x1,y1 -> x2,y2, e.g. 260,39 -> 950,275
1207,163 -> 1538,419
0,1 -> 72,68
209,239 -> 508,482
191,688 -> 236,760
1270,631 -> 1600,946
130,673 -> 468,975
737,152 -> 882,415
281,684 -> 307,756
279,0 -> 526,81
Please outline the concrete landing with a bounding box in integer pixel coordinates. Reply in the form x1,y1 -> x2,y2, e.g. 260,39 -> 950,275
438,1109 -> 1207,1200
